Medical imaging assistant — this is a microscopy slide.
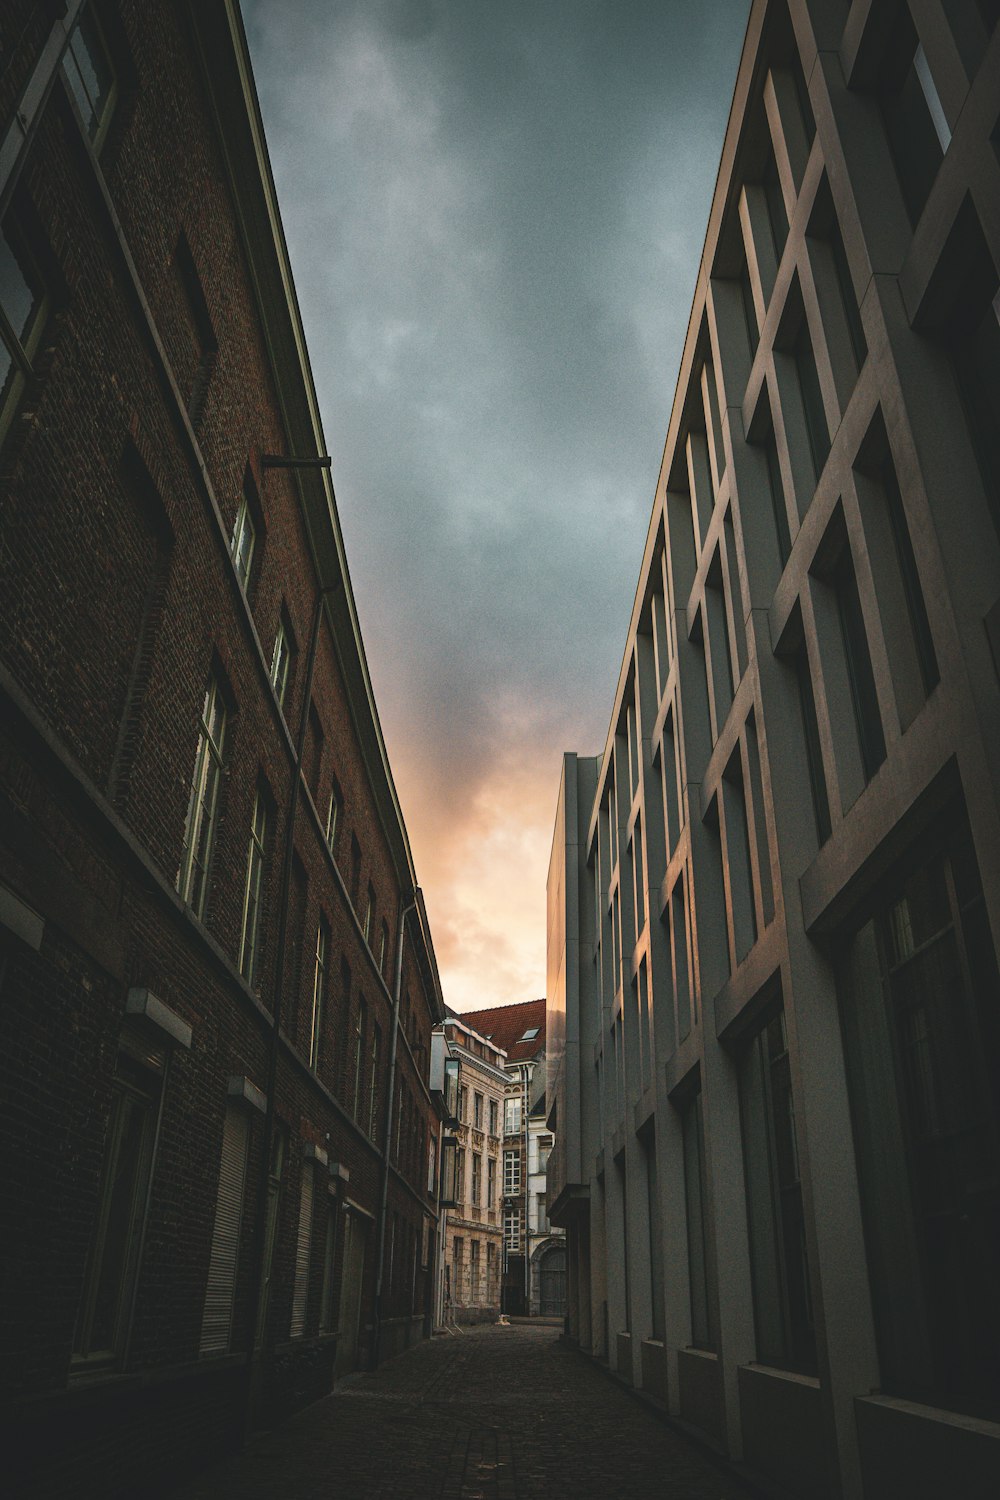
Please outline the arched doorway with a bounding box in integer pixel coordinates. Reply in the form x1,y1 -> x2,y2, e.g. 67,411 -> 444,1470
539,1245 -> 566,1316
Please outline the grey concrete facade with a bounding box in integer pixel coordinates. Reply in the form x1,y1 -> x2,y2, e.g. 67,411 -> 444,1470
546,3 -> 1000,1498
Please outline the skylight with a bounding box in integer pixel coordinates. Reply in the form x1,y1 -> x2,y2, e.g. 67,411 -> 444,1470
519,1027 -> 540,1041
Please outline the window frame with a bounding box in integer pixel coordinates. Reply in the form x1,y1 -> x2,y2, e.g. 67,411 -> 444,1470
177,674 -> 227,918
238,784 -> 268,988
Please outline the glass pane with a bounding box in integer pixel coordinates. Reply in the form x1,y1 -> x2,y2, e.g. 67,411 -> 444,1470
0,223 -> 39,344
69,13 -> 114,140
90,1092 -> 148,1352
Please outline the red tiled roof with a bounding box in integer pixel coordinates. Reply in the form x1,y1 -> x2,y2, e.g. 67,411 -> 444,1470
460,998 -> 546,1064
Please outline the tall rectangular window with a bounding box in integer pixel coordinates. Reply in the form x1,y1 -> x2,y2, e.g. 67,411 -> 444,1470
270,615 -> 291,710
470,1240 -> 480,1301
0,213 -> 48,443
503,1149 -> 521,1196
378,919 -> 389,977
73,1045 -> 164,1368
200,1105 -> 250,1355
471,1152 -> 482,1207
489,1099 -> 499,1137
879,19 -> 948,226
363,884 -> 375,944
487,1155 -> 496,1208
353,998 -> 366,1119
239,787 -> 268,988
504,1096 -> 522,1136
325,779 -> 341,854
229,494 -> 256,592
473,1092 -> 484,1130
308,920 -> 328,1070
289,1166 -> 314,1338
682,1093 -> 712,1349
794,644 -> 832,846
739,1010 -> 816,1374
837,823 -> 1000,1412
834,545 -> 886,781
504,1208 -> 521,1252
62,5 -> 117,147
178,676 -> 227,918
368,1022 -> 381,1138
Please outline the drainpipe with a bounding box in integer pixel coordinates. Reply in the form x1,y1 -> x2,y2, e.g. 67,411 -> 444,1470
522,1062 -> 530,1314
244,454 -> 334,1432
371,887 -> 418,1365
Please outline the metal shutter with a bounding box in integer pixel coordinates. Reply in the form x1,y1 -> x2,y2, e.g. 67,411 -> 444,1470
290,1167 -> 314,1337
200,1107 -> 249,1354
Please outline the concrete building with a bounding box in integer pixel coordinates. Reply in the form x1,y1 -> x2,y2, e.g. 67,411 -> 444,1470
546,3 -> 1000,1498
0,4 -> 445,1495
463,999 -> 566,1318
432,1012 -> 506,1323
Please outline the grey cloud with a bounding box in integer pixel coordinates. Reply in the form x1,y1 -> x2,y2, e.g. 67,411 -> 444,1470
243,0 -> 749,997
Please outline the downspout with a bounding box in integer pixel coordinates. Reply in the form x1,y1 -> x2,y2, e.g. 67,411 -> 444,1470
522,1062 -> 530,1313
371,887 -> 418,1365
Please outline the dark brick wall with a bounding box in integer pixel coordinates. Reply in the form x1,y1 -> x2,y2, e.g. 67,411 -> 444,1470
0,2 -> 443,1493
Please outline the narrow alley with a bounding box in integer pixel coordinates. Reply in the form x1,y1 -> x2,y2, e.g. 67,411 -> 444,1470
168,1325 -> 752,1500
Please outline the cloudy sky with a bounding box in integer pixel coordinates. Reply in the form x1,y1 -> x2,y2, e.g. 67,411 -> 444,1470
243,0 -> 750,1012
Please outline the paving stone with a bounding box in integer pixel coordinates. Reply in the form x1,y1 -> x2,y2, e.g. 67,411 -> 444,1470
169,1326 -> 753,1500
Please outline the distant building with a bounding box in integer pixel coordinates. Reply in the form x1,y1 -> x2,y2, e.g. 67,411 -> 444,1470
463,999 -> 566,1318
432,1012 -> 506,1322
547,2 -> 1000,1498
0,4 -> 444,1495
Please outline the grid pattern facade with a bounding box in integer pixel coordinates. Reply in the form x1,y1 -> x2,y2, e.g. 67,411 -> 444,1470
547,3 -> 1000,1498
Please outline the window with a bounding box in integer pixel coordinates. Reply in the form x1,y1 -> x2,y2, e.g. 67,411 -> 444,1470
471,1152 -> 482,1207
62,5 -> 117,148
682,1092 -> 712,1349
256,1128 -> 285,1348
834,543 -> 886,782
503,1149 -> 521,1196
519,1026 -> 540,1042
0,212 -> 48,444
455,1147 -> 466,1204
487,1155 -> 496,1209
368,1023 -> 381,1138
325,780 -> 341,854
428,1134 -> 437,1195
504,1096 -> 522,1136
470,1240 -> 480,1301
879,16 -> 948,226
178,675 -> 226,918
308,920 -> 328,1070
503,1208 -> 521,1252
229,494 -> 256,592
200,1105 -> 250,1356
352,998 -> 366,1118
349,834 -> 361,907
363,883 -> 375,944
290,1165 -> 314,1338
489,1099 -> 499,1137
378,919 -> 389,977
74,1043 -> 164,1367
270,613 -> 294,712
473,1091 -> 483,1130
238,787 -> 268,988
537,1135 -> 553,1173
536,1193 -> 548,1232
739,1009 -> 816,1374
836,823 -> 1000,1412
458,1084 -> 468,1123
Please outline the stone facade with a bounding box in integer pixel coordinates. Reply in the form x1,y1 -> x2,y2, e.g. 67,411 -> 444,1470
547,2 -> 1000,1498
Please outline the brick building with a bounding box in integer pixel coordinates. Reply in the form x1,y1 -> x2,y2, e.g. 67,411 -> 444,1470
0,2 -> 445,1495
547,2 -> 1000,1497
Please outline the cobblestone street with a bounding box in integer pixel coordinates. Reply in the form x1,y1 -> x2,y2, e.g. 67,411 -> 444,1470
169,1326 -> 753,1500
